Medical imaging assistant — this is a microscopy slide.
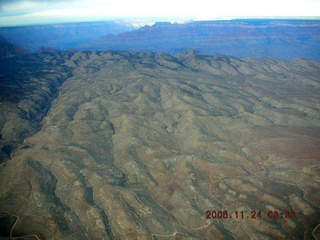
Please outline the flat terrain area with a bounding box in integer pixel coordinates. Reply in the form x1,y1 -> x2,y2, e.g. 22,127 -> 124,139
0,50 -> 319,239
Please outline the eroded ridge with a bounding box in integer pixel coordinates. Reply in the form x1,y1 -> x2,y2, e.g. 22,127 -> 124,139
0,50 -> 319,239
0,52 -> 74,163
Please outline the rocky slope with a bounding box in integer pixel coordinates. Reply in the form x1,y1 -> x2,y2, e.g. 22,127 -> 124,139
0,36 -> 29,58
0,50 -> 319,239
0,51 -> 73,163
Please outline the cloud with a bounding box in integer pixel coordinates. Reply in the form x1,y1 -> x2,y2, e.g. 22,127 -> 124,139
0,0 -> 77,13
0,0 -> 70,5
0,0 -> 319,26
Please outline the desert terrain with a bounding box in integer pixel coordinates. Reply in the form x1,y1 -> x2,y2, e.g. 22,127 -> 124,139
0,49 -> 319,239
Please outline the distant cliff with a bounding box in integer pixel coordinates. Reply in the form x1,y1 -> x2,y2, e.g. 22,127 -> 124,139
79,19 -> 320,60
0,21 -> 136,52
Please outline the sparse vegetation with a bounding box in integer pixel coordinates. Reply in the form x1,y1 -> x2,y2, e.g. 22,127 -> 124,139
0,50 -> 319,239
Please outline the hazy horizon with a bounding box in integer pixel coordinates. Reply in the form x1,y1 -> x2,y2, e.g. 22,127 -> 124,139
1,16 -> 320,28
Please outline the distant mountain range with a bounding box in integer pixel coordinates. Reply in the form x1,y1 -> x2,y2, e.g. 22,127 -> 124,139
78,19 -> 320,60
0,19 -> 319,60
0,21 -> 136,52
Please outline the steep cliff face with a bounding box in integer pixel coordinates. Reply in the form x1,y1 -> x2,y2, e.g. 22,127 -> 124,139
79,19 -> 320,60
0,50 -> 319,239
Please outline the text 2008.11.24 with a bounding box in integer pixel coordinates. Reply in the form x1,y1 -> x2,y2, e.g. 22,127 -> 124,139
206,210 -> 296,219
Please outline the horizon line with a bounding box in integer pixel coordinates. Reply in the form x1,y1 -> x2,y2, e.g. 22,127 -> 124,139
1,16 -> 320,28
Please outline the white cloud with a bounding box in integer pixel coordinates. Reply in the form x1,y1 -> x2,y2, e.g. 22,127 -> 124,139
0,0 -> 319,26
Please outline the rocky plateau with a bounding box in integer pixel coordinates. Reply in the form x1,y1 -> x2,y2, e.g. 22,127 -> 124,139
0,49 -> 319,239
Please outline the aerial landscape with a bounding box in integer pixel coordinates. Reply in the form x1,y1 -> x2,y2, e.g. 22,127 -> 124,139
0,0 -> 319,239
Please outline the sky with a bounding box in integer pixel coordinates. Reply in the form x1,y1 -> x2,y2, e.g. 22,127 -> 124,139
0,0 -> 320,26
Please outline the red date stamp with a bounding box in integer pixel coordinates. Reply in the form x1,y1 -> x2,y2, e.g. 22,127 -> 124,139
206,210 -> 295,219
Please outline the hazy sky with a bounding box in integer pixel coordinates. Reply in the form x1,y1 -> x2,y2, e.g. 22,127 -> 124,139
0,0 -> 320,26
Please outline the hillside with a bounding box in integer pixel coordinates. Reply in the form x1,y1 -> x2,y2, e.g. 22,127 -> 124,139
0,51 -> 73,163
0,36 -> 29,58
0,50 -> 319,239
79,19 -> 320,60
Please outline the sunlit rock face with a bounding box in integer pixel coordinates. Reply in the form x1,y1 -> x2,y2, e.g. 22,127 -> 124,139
0,50 -> 319,239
